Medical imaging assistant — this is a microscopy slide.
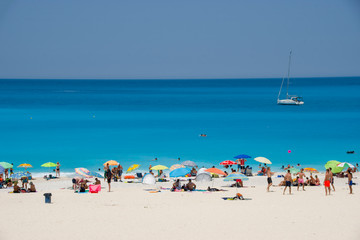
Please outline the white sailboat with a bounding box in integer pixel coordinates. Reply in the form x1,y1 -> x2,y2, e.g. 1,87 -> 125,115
277,50 -> 304,105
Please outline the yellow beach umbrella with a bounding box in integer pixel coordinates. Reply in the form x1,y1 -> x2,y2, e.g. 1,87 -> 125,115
150,165 -> 168,171
18,163 -> 33,168
304,167 -> 318,173
103,160 -> 119,166
127,164 -> 140,173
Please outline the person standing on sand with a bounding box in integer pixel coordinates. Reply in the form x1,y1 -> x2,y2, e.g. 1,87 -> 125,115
347,169 -> 353,194
329,167 -> 335,191
56,162 -> 61,178
324,169 -> 331,196
118,164 -> 123,182
149,164 -> 153,174
106,167 -> 112,192
283,170 -> 292,195
296,169 -> 306,191
266,167 -> 274,192
104,163 -> 110,181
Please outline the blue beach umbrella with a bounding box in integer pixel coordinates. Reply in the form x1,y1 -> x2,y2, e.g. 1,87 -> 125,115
88,171 -> 103,178
224,173 -> 249,181
234,154 -> 252,159
169,167 -> 191,178
11,172 -> 30,179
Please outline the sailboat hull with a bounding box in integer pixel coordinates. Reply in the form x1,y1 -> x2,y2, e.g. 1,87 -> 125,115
277,99 -> 304,105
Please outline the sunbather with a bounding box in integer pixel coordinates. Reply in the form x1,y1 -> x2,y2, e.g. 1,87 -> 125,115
28,182 -> 36,192
171,179 -> 182,191
185,179 -> 196,191
13,182 -> 20,193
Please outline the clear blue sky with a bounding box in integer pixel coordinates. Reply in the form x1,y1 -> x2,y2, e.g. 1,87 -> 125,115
0,0 -> 359,79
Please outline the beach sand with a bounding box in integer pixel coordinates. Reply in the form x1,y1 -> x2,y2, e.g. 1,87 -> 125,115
1,173 -> 359,240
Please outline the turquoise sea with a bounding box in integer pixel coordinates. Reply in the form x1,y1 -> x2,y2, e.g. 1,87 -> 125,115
0,78 -> 359,175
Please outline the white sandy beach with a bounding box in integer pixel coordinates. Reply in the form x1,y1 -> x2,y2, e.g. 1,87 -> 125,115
1,173 -> 359,240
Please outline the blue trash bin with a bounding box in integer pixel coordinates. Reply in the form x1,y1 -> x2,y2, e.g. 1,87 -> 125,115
44,193 -> 52,203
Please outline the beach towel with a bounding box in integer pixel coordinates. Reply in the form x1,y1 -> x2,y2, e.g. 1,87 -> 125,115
222,197 -> 252,200
89,184 -> 101,193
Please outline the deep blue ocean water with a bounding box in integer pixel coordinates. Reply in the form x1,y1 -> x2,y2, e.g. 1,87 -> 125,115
0,77 -> 359,174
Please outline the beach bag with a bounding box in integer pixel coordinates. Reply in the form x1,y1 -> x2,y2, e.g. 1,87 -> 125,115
89,184 -> 101,193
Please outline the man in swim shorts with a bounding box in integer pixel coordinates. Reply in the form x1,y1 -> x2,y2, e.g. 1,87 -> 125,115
296,168 -> 306,191
266,167 -> 273,192
347,169 -> 353,194
283,170 -> 292,195
324,169 -> 331,196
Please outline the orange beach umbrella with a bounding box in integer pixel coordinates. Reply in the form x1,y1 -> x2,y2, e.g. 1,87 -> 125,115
303,167 -> 318,173
103,160 -> 119,166
205,168 -> 226,176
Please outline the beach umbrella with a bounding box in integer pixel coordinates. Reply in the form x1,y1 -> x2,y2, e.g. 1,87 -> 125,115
41,162 -> 58,174
337,162 -> 354,169
219,160 -> 237,165
0,165 -> 4,174
254,157 -> 272,164
224,173 -> 249,181
170,164 -> 185,171
0,162 -> 13,169
205,168 -> 226,176
150,165 -> 168,171
88,171 -> 103,178
304,167 -> 319,173
41,162 -> 57,168
169,167 -> 191,178
195,173 -> 212,182
103,160 -> 119,166
288,168 -> 300,174
324,160 -> 343,174
182,161 -> 197,167
126,164 -> 140,173
75,168 -> 92,178
234,154 -> 252,159
11,172 -> 30,179
18,163 -> 33,170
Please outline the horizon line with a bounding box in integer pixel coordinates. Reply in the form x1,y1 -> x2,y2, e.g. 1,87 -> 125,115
0,76 -> 359,81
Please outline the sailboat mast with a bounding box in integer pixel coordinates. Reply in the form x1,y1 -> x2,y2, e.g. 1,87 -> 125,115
286,50 -> 292,98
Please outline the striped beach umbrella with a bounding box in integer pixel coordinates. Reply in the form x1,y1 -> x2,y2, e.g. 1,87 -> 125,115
75,168 -> 92,178
170,164 -> 185,171
337,162 -> 354,169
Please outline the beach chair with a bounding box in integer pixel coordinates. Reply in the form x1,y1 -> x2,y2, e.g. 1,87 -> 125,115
245,167 -> 253,176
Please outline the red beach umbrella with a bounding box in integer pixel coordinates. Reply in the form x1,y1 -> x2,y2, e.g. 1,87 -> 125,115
220,160 -> 237,165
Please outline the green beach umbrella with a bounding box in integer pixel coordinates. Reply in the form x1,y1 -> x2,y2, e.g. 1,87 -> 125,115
41,162 -> 57,168
288,168 -> 300,174
324,160 -> 343,174
0,162 -> 13,169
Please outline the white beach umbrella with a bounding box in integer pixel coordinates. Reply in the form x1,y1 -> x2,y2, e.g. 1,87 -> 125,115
337,162 -> 354,169
254,157 -> 272,164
